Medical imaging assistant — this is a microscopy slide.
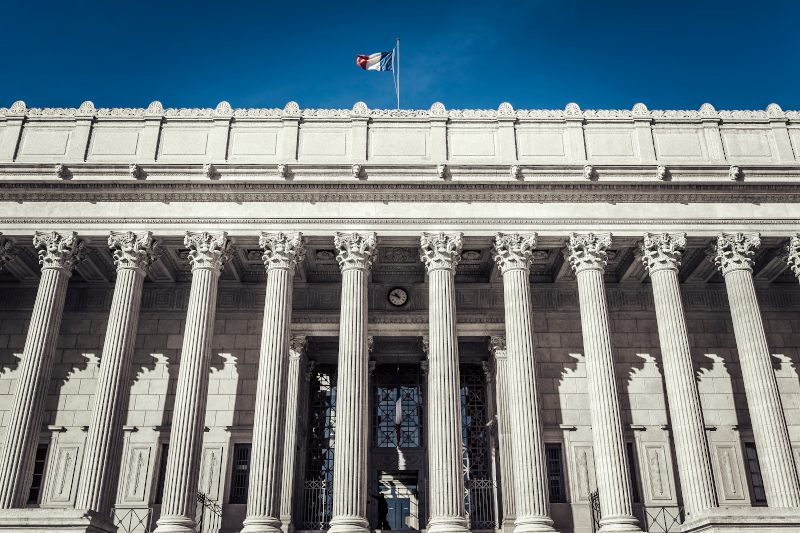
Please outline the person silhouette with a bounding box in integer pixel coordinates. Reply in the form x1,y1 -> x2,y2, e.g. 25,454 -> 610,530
370,492 -> 391,530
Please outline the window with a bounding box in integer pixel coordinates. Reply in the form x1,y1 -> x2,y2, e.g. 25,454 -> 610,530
626,442 -> 641,504
26,444 -> 48,504
154,444 -> 169,504
545,443 -> 566,503
745,443 -> 767,503
229,444 -> 252,504
373,364 -> 423,448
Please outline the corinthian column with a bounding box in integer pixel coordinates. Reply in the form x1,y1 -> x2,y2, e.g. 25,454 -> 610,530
489,336 -> 516,533
328,231 -> 377,533
244,232 -> 306,533
714,232 -> 800,507
280,335 -> 309,533
75,232 -> 159,516
420,232 -> 470,533
154,231 -> 232,533
493,233 -> 555,533
0,231 -> 86,508
567,233 -> 641,533
640,233 -> 717,517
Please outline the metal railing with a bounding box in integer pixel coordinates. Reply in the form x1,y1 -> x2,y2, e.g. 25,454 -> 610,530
465,479 -> 498,531
113,507 -> 152,533
301,480 -> 333,530
589,490 -> 601,533
638,506 -> 685,532
196,491 -> 223,533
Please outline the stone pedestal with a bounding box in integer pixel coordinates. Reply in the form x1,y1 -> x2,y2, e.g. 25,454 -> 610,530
489,337 -> 517,533
243,232 -> 306,533
280,336 -> 309,533
493,232 -> 555,533
75,232 -> 158,518
714,232 -> 800,508
153,231 -> 232,533
420,232 -> 470,533
681,507 -> 800,533
568,233 -> 642,533
0,508 -> 117,533
641,233 -> 718,518
0,231 -> 86,509
328,232 -> 377,533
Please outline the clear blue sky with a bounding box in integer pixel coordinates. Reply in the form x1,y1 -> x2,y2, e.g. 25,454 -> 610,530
3,0 -> 797,112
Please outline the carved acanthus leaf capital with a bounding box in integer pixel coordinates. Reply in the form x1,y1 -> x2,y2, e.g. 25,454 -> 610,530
786,234 -> 800,278
640,232 -> 686,274
183,231 -> 233,272
0,234 -> 16,270
289,335 -> 308,359
33,231 -> 87,272
334,231 -> 377,272
259,231 -> 305,272
108,231 -> 159,272
493,232 -> 538,273
713,232 -> 760,275
567,232 -> 612,274
420,232 -> 463,273
489,335 -> 507,359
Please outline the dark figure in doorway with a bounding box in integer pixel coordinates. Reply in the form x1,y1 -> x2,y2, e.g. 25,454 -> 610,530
371,493 -> 391,529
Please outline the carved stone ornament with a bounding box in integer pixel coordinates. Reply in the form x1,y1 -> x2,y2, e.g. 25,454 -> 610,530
583,164 -> 594,180
567,232 -> 613,274
0,233 -> 16,270
54,163 -> 65,179
713,232 -> 761,275
489,335 -> 506,358
289,335 -> 308,359
146,101 -> 164,117
481,360 -> 493,381
352,101 -> 369,115
430,102 -> 446,117
632,102 -> 649,117
283,101 -> 301,116
729,165 -> 741,181
656,165 -> 667,181
369,360 -> 376,377
333,231 -> 377,272
351,164 -> 362,179
640,232 -> 686,273
304,360 -> 316,382
437,164 -> 447,180
420,232 -> 463,273
33,231 -> 87,272
77,101 -> 95,117
493,232 -> 538,273
565,102 -> 581,117
767,103 -> 784,118
277,164 -> 287,179
498,102 -> 514,117
8,100 -> 26,116
183,231 -> 233,272
259,231 -> 305,272
785,233 -> 800,278
510,165 -> 521,180
699,103 -> 717,117
420,359 -> 429,377
203,163 -> 214,179
368,335 -> 375,355
215,101 -> 233,116
421,335 -> 429,355
128,163 -> 139,180
108,230 -> 159,272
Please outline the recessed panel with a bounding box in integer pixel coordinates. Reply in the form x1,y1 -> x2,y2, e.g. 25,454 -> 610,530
723,132 -> 772,158
91,130 -> 140,155
300,132 -> 347,156
21,130 -> 70,156
517,132 -> 565,156
654,133 -> 704,158
450,132 -> 496,157
370,131 -> 427,157
586,133 -> 634,157
160,130 -> 209,156
230,131 -> 277,156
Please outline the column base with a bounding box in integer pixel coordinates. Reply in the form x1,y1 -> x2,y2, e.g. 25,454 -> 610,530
328,514 -> 370,533
598,514 -> 643,533
426,515 -> 470,533
501,515 -> 517,533
513,514 -> 557,533
681,507 -> 800,532
242,516 -> 284,533
151,513 -> 197,533
280,514 -> 295,533
0,508 -> 116,533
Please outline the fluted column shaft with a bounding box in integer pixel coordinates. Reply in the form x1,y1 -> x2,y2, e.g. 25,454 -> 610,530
492,349 -> 516,531
0,267 -> 71,508
725,268 -> 800,507
75,267 -> 146,513
502,269 -> 554,533
243,268 -> 294,533
650,268 -> 718,515
280,348 -> 306,533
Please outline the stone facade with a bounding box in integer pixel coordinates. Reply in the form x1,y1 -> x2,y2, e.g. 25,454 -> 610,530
1,100 -> 800,533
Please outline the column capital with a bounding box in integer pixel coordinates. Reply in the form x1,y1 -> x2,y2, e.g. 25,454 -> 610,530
785,234 -> 800,278
713,232 -> 761,275
489,335 -> 507,359
0,233 -> 16,270
108,231 -> 159,272
34,230 -> 87,273
334,231 -> 377,272
289,335 -> 308,360
567,232 -> 612,274
420,232 -> 463,273
641,232 -> 686,274
493,233 -> 538,274
260,231 -> 306,272
184,231 -> 233,272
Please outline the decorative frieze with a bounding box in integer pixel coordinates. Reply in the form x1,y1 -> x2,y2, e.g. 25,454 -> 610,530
33,231 -> 86,272
108,231 -> 159,271
713,232 -> 761,274
334,232 -> 377,272
640,232 -> 686,273
567,232 -> 612,273
493,232 -> 538,273
259,232 -> 305,272
184,231 -> 233,272
420,232 -> 463,273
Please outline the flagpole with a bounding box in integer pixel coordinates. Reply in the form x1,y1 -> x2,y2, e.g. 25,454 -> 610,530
396,38 -> 400,110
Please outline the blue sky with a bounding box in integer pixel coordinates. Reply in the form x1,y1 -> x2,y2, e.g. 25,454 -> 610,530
2,0 -> 797,112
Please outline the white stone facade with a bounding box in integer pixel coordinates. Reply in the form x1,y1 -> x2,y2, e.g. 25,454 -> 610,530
1,100 -> 800,533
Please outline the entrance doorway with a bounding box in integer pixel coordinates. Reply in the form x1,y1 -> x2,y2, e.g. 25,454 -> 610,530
375,471 -> 419,530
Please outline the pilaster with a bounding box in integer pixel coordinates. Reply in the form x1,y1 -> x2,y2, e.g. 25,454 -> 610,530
351,102 -> 369,163
209,102 -> 233,163
0,101 -> 25,162
139,101 -> 164,163
489,336 -> 516,533
430,103 -> 448,162
281,102 -> 301,162
280,335 -> 309,533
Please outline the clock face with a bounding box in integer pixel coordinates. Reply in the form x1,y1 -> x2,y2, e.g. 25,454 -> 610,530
388,287 -> 408,307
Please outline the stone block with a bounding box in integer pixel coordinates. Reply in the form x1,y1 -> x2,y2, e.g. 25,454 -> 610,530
225,319 -> 248,334
137,320 -> 158,334
247,320 -> 263,334
143,334 -> 168,350
536,333 -> 562,348
234,335 -> 260,349
212,334 -> 235,349
157,319 -> 181,334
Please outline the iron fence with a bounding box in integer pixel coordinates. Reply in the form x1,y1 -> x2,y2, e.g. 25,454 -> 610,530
638,506 -> 685,532
589,490 -> 601,533
113,507 -> 152,533
196,491 -> 223,533
465,479 -> 498,530
301,479 -> 333,530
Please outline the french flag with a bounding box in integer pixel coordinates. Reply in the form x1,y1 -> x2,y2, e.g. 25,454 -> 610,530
395,373 -> 403,444
357,50 -> 394,71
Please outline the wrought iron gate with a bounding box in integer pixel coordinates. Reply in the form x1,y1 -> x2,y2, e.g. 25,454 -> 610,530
465,479 -> 498,530
113,507 -> 152,533
589,490 -> 601,533
301,479 -> 333,530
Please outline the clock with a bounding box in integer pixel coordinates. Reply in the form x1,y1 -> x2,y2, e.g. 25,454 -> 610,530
388,287 -> 408,307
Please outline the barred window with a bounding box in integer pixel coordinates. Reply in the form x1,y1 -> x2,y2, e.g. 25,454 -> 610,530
154,444 -> 169,504
626,442 -> 641,504
26,444 -> 48,504
545,443 -> 566,503
230,444 -> 252,504
745,443 -> 767,503
373,364 -> 423,448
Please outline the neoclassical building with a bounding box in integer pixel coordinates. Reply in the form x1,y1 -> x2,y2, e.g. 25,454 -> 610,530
1,99 -> 800,533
